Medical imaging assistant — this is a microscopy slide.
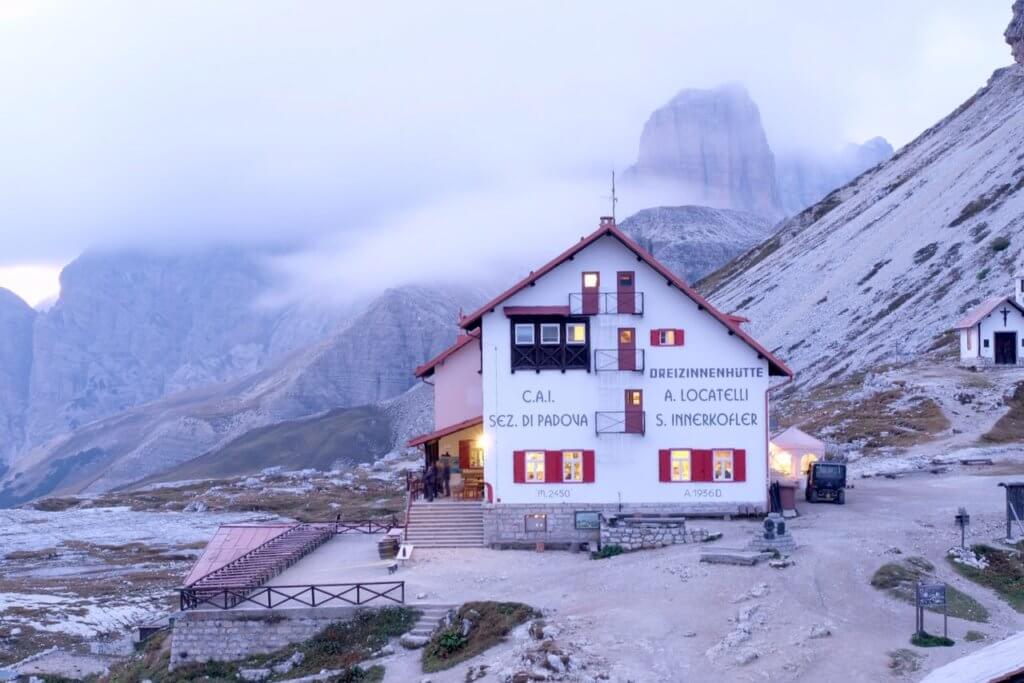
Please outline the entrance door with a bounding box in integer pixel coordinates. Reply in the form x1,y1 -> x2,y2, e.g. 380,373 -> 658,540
624,389 -> 643,433
616,271 -> 635,314
618,328 -> 636,371
581,272 -> 600,315
995,332 -> 1018,365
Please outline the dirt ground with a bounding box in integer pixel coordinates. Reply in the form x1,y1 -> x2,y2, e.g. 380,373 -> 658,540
287,467 -> 1024,682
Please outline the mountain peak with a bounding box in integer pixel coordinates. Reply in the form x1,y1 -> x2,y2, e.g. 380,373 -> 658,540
1006,0 -> 1024,65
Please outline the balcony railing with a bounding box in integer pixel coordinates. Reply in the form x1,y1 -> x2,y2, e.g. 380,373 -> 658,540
511,343 -> 589,372
568,292 -> 645,316
595,411 -> 645,435
594,349 -> 645,372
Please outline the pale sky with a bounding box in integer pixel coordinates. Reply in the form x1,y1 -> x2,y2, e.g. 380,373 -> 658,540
0,1 -> 1014,307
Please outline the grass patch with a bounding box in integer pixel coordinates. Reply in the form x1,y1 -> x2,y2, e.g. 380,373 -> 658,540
911,631 -> 954,647
990,236 -> 1011,252
964,629 -> 986,642
422,601 -> 539,673
4,547 -> 59,561
982,382 -> 1024,443
871,557 -> 989,623
591,544 -> 625,560
947,545 -> 1024,613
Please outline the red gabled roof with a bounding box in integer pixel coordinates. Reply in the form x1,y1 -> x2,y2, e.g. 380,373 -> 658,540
458,217 -> 793,377
954,295 -> 1024,329
414,334 -> 478,378
407,415 -> 483,447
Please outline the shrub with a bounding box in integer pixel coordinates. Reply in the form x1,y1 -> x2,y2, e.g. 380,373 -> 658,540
911,631 -> 954,647
978,268 -> 990,281
422,601 -> 538,673
591,544 -> 624,560
990,236 -> 1011,252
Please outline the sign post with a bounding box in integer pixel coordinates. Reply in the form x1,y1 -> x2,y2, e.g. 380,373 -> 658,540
915,582 -> 947,639
955,507 -> 970,549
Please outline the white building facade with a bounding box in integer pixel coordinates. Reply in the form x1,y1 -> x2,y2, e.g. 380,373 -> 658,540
955,289 -> 1024,366
412,217 -> 792,546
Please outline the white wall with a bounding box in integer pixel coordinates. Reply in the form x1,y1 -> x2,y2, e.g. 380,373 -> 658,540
480,234 -> 772,507
971,304 -> 1024,363
958,326 -> 979,361
432,338 -> 483,428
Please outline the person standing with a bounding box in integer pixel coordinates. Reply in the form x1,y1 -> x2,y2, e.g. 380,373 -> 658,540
423,463 -> 436,502
441,456 -> 452,497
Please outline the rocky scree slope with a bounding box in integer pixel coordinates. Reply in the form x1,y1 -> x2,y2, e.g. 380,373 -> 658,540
619,205 -> 773,284
0,288 -> 36,469
703,64 -> 1024,392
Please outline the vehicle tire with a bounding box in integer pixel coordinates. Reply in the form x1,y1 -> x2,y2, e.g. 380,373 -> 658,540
808,488 -> 819,503
804,487 -> 811,502
837,490 -> 845,505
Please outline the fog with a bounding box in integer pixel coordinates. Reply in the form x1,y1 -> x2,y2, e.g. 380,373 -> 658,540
0,1 -> 1012,303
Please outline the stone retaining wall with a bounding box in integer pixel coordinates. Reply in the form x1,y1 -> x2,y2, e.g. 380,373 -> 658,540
600,518 -> 689,551
169,606 -> 357,669
483,501 -> 761,547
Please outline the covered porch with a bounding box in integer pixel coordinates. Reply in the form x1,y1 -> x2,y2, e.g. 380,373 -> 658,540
407,415 -> 487,501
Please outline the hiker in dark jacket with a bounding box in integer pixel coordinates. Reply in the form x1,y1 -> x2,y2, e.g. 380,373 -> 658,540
423,463 -> 436,502
441,455 -> 452,497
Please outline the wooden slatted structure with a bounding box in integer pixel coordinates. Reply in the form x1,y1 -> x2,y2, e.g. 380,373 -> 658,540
184,523 -> 334,608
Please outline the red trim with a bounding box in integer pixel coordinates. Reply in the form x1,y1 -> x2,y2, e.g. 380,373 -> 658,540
582,450 -> 595,483
734,449 -> 747,482
457,217 -> 792,377
407,415 -> 483,447
650,329 -> 660,346
544,450 -> 563,483
693,449 -> 713,482
728,314 -> 750,324
458,440 -> 471,470
658,449 -> 671,482
414,334 -> 477,378
503,305 -> 571,317
513,451 -> 526,483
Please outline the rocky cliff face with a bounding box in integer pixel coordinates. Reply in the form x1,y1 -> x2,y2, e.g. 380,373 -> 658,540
704,65 -> 1024,389
775,138 -> 894,215
0,289 -> 35,466
0,283 -> 473,502
619,206 -> 772,284
625,84 -> 782,218
1007,0 -> 1024,64
624,84 -> 892,220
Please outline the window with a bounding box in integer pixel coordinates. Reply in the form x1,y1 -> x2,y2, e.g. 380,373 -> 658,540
670,449 -> 691,482
582,272 -> 599,288
540,323 -> 560,345
713,450 -> 734,481
984,338 -> 991,348
650,328 -> 685,346
618,272 -> 633,287
515,324 -> 535,345
619,328 -> 633,344
469,448 -> 485,469
628,389 -> 642,406
566,323 -> 586,345
562,451 -> 583,482
525,451 -> 545,482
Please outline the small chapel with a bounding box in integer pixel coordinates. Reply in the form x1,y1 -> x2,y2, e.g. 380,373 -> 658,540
955,270 -> 1024,366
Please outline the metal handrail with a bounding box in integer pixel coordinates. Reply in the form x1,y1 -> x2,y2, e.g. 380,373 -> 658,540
568,291 -> 645,315
595,411 -> 645,435
593,348 -> 645,372
179,581 -> 405,611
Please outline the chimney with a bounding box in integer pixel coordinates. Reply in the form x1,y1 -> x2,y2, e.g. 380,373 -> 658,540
600,216 -> 615,228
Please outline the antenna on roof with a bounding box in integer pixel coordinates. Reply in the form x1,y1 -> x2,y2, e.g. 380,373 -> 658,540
608,170 -> 618,222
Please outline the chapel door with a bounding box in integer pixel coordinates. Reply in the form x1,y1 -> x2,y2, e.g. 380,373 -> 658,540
581,272 -> 600,315
624,389 -> 643,434
995,332 -> 1018,365
618,328 -> 636,371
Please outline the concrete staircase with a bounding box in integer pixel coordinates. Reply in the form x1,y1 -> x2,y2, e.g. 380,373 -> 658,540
408,603 -> 457,640
404,500 -> 484,548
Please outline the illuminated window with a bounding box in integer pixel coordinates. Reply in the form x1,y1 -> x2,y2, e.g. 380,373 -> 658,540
628,390 -> 642,406
540,323 -> 561,345
583,272 -> 599,288
514,324 -> 534,345
670,450 -> 691,482
566,323 -> 586,345
659,329 -> 676,345
525,451 -> 545,482
799,453 -> 818,475
619,329 -> 633,344
713,450 -> 734,481
562,451 -> 583,482
469,448 -> 485,468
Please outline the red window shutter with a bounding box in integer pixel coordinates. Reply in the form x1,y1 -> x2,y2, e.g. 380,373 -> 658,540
458,440 -> 471,470
650,329 -> 660,346
734,449 -> 746,482
545,450 -> 563,483
674,329 -> 685,346
513,451 -> 526,483
658,449 -> 671,482
694,449 -> 713,482
582,450 -> 595,482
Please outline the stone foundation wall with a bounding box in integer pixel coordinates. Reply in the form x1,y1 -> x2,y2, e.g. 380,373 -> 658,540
600,519 -> 689,551
483,501 -> 762,547
169,607 -> 357,669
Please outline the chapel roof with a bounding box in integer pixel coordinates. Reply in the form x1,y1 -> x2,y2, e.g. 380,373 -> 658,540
953,295 -> 1024,329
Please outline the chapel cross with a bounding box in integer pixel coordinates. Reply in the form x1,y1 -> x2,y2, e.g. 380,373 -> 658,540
1002,307 -> 1011,326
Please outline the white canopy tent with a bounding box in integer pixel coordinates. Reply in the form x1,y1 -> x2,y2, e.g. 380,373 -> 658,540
769,426 -> 825,484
